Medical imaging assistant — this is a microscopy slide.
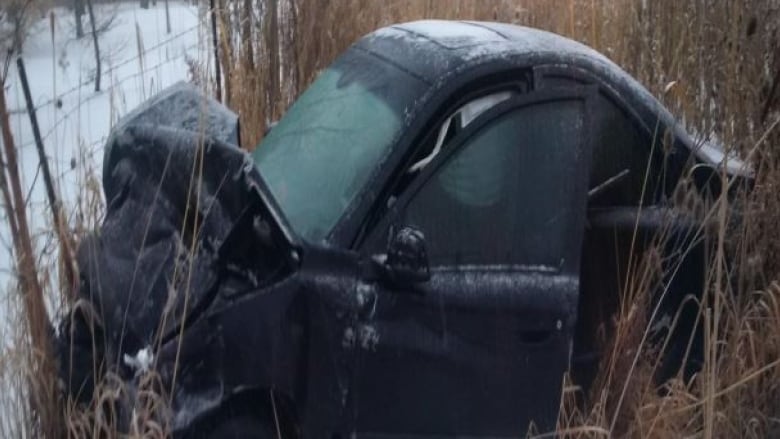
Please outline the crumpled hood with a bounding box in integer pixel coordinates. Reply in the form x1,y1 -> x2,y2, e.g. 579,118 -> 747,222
59,83 -> 300,415
72,122 -> 297,381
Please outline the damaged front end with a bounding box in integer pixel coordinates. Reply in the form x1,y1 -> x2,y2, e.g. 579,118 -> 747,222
57,84 -> 359,436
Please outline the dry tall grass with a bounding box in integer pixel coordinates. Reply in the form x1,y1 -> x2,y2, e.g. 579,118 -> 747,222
213,0 -> 780,437
3,0 -> 780,437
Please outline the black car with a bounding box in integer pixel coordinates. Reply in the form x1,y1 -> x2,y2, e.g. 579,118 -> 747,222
60,20 -> 749,438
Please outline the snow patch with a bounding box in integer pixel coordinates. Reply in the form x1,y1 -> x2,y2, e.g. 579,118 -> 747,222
122,346 -> 154,376
358,324 -> 380,351
0,0 -> 204,341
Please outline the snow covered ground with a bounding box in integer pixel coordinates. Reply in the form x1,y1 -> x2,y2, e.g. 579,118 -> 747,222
0,1 -> 207,339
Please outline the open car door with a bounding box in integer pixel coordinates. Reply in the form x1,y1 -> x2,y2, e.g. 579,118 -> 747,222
351,88 -> 595,437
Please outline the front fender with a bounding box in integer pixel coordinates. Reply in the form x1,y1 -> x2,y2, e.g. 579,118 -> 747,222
155,277 -> 306,432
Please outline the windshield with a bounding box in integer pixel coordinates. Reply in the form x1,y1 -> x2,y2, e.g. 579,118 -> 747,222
254,52 -> 420,242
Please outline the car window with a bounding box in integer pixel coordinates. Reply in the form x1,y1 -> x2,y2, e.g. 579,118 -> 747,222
400,99 -> 586,268
534,70 -> 657,206
253,51 -> 426,243
587,92 -> 657,206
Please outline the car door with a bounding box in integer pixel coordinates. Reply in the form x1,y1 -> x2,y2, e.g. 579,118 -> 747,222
348,88 -> 595,437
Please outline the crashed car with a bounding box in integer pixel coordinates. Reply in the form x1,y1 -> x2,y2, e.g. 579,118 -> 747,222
59,20 -> 749,438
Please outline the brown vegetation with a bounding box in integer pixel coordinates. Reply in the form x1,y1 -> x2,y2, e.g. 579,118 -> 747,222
2,0 -> 780,437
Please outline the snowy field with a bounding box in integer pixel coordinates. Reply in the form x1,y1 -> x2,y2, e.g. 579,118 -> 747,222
0,1 -> 206,340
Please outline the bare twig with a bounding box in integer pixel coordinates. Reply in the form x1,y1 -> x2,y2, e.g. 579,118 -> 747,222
0,72 -> 60,439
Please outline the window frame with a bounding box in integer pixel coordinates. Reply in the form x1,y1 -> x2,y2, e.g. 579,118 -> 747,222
533,66 -> 664,204
359,87 -> 596,274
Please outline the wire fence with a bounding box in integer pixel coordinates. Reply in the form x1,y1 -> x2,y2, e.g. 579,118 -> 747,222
7,22 -> 203,116
2,4 -> 210,217
14,39 -> 203,150
7,22 -> 207,152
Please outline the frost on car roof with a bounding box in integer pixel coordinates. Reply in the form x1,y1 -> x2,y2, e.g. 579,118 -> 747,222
368,20 -> 610,63
363,20 -> 751,177
387,20 -> 506,48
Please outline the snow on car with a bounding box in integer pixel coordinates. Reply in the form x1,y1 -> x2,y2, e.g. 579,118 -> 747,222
59,20 -> 749,438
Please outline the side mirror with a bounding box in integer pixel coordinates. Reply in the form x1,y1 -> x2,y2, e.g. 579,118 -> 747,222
384,226 -> 430,286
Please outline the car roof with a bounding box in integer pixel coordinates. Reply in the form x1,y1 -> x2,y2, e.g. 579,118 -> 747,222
358,20 -> 614,83
354,20 -> 750,177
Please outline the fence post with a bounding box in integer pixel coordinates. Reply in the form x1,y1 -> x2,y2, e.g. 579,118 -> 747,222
16,56 -> 77,294
210,0 -> 222,102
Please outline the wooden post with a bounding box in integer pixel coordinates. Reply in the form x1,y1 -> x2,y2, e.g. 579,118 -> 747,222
86,0 -> 101,92
210,0 -> 222,102
164,0 -> 171,34
74,0 -> 84,38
